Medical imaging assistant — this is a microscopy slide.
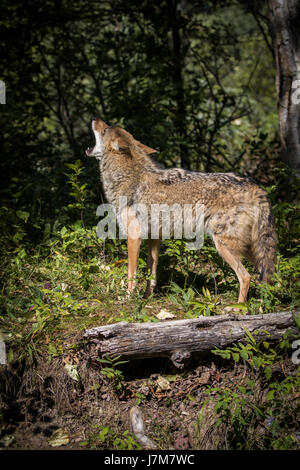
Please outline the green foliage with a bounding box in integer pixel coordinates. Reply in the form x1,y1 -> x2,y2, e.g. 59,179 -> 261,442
167,281 -> 198,313
206,370 -> 300,450
132,298 -> 158,323
81,425 -> 141,450
1,208 -> 298,363
189,287 -> 221,317
97,354 -> 129,392
0,0 -> 280,224
134,392 -> 146,405
27,289 -> 89,341
248,253 -> 300,314
208,328 -> 300,449
167,282 -> 220,316
64,160 -> 88,226
212,328 -> 293,378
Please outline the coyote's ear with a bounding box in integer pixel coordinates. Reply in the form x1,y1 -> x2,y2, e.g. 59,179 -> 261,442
111,136 -> 130,152
136,141 -> 158,154
111,134 -> 157,155
111,138 -> 121,152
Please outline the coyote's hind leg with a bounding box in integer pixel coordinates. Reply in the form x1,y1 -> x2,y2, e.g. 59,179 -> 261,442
213,236 -> 250,309
144,239 -> 160,298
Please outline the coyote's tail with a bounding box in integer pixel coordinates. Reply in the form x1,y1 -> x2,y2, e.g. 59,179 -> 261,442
251,195 -> 277,283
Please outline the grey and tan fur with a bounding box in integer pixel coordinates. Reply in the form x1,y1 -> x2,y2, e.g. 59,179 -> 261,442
86,119 -> 277,308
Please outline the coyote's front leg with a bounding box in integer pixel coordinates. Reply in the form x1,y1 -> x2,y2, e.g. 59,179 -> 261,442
125,207 -> 142,294
127,236 -> 141,294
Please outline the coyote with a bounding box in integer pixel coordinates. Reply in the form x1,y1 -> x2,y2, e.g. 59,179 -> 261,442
86,119 -> 277,308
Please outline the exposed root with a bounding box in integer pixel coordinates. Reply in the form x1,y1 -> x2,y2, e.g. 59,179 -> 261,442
129,406 -> 158,450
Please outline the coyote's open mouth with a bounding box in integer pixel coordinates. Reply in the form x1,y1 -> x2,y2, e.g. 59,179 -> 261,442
85,120 -> 105,158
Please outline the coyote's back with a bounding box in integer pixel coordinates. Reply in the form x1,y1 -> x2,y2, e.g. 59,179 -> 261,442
139,168 -> 277,284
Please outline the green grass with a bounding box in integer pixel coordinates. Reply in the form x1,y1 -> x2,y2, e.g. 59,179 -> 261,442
0,221 -> 299,361
0,199 -> 299,451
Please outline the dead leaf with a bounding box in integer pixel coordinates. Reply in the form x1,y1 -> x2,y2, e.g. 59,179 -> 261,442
114,259 -> 127,267
156,310 -> 175,320
64,364 -> 80,382
174,435 -> 189,450
156,375 -> 171,391
0,434 -> 14,447
48,428 -> 70,447
198,371 -> 211,385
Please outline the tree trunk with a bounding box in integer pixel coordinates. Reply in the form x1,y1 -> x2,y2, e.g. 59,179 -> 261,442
168,0 -> 190,169
83,310 -> 299,369
269,0 -> 300,177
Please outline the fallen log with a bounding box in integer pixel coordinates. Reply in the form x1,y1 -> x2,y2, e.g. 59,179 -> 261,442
83,310 -> 299,369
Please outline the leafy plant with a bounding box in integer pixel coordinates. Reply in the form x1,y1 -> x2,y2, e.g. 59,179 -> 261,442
167,281 -> 198,312
134,392 -> 146,405
64,160 -> 88,227
132,298 -> 158,322
97,354 -> 129,392
168,282 -> 220,316
27,289 -> 88,339
81,425 -> 141,450
207,328 -> 300,449
212,328 -> 295,379
189,286 -> 221,316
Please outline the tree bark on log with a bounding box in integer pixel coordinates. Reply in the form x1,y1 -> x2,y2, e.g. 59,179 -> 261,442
83,310 -> 299,369
269,0 -> 300,178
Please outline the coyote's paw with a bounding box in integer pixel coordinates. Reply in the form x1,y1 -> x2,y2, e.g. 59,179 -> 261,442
143,280 -> 156,299
143,289 -> 153,299
125,289 -> 134,300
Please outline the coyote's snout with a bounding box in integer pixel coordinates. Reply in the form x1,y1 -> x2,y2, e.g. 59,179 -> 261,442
86,119 -> 157,160
86,119 -> 277,308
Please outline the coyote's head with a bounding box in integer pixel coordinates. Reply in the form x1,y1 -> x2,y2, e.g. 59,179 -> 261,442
86,119 -> 157,160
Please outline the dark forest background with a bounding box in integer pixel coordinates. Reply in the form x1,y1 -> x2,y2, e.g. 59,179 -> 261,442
2,0 -> 297,238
